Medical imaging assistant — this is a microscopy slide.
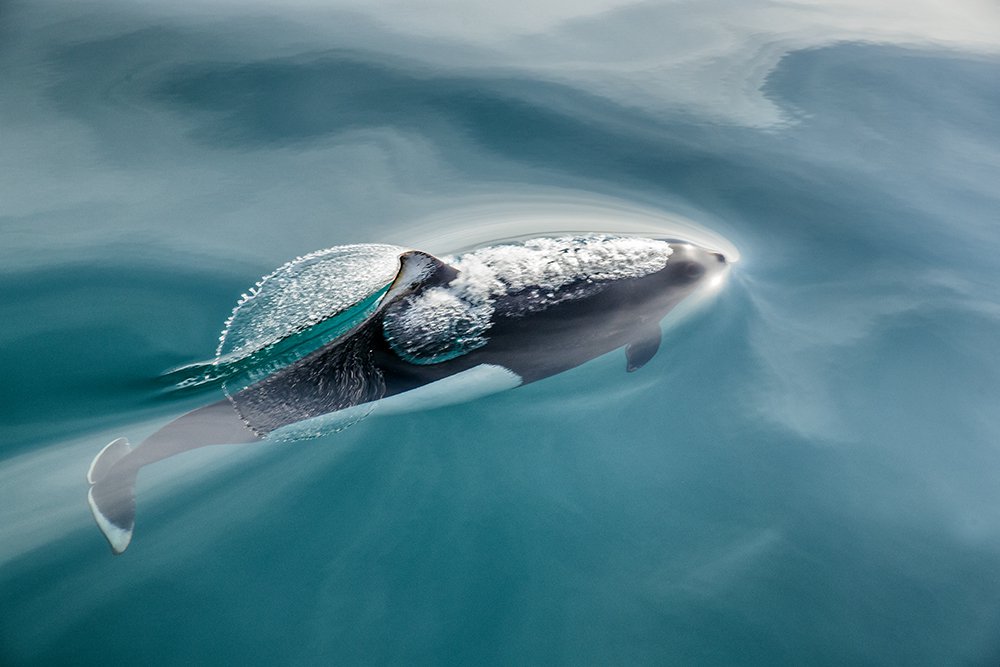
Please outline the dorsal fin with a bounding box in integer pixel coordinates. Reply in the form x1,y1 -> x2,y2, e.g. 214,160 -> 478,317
380,250 -> 496,365
384,250 -> 458,302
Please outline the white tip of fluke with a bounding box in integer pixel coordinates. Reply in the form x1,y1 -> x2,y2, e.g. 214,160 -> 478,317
87,437 -> 131,484
88,486 -> 133,555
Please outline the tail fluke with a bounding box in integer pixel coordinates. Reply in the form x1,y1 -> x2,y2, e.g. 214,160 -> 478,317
87,437 -> 136,555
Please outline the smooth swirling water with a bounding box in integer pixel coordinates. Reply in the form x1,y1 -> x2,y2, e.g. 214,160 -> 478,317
2,1 -> 1000,665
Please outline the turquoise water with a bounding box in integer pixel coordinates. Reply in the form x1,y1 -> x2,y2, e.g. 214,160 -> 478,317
3,1 -> 1000,664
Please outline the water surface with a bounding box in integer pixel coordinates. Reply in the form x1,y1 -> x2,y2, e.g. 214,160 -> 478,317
2,1 -> 1000,664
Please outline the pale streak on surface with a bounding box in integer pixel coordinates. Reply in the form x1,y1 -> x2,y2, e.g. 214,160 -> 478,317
0,420 -> 247,566
97,0 -> 1000,126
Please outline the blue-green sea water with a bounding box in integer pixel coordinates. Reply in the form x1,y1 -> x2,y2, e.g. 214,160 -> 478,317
3,1 -> 1000,664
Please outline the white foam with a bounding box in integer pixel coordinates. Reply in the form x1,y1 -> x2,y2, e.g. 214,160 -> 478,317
448,235 -> 672,298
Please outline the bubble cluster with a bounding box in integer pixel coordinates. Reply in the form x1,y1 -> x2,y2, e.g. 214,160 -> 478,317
217,243 -> 408,363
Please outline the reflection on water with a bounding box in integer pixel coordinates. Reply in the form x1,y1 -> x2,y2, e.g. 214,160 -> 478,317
2,0 -> 1000,664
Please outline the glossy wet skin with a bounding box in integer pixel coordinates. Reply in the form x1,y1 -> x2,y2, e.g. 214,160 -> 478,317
225,241 -> 728,435
373,242 -> 728,390
138,242 -> 729,449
